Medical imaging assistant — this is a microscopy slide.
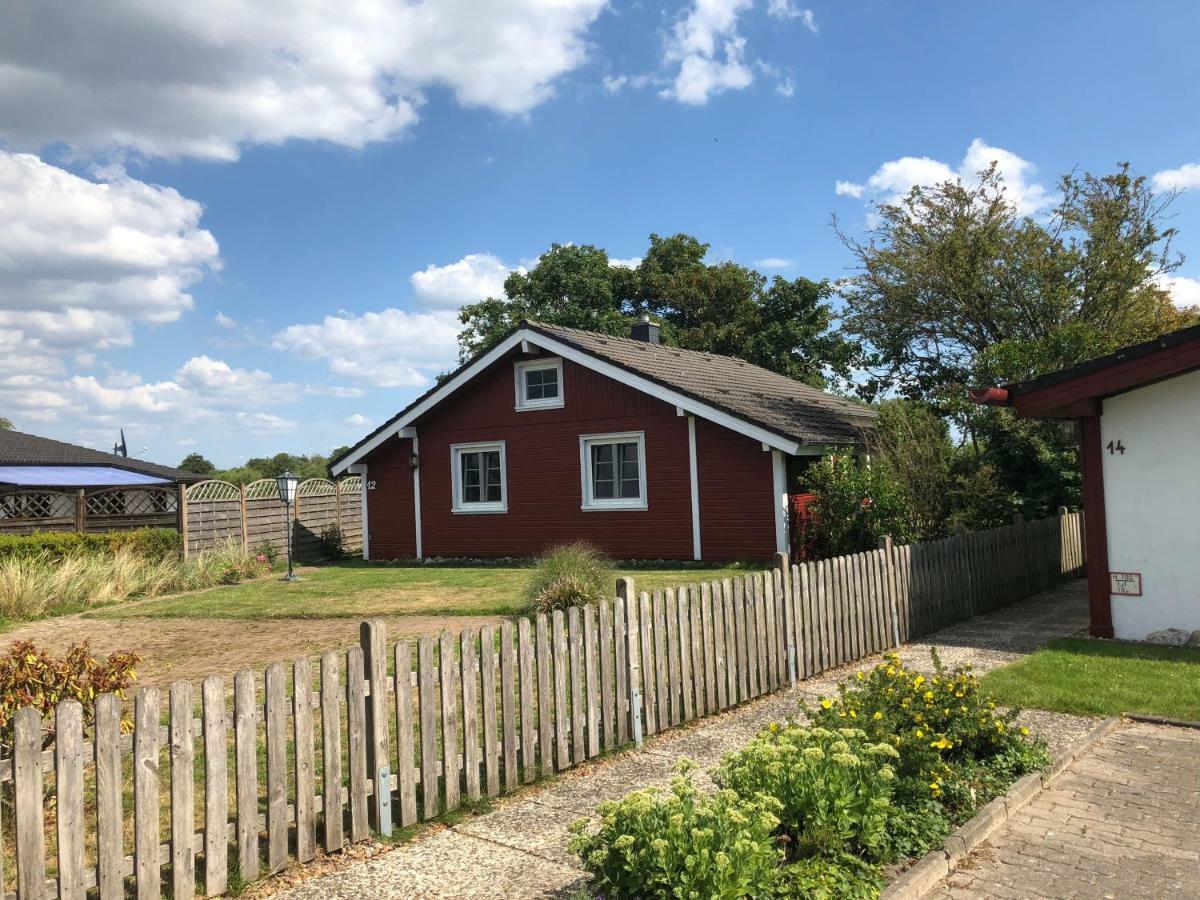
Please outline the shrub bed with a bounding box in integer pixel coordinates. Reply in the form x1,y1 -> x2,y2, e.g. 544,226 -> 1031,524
0,528 -> 182,561
570,651 -> 1048,898
523,542 -> 613,615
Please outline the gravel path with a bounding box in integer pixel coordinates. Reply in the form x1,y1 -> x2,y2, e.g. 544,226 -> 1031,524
262,580 -> 1094,900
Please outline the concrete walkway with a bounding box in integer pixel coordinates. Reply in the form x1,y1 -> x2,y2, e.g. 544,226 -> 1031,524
929,721 -> 1200,899
267,581 -> 1092,900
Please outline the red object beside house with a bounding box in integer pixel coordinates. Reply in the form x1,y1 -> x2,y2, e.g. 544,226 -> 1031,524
333,320 -> 874,562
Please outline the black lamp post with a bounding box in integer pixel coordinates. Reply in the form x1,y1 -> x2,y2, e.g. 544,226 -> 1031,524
275,471 -> 300,582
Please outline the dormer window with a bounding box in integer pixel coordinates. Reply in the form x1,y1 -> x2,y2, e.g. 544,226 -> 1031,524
514,357 -> 564,410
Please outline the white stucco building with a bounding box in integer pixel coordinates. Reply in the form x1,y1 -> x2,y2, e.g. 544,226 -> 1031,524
973,325 -> 1200,641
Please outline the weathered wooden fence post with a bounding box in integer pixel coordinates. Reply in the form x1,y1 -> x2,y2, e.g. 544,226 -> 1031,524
178,482 -> 189,558
772,552 -> 796,684
616,576 -> 642,746
239,483 -> 249,551
361,620 -> 392,835
75,488 -> 86,534
879,534 -> 901,647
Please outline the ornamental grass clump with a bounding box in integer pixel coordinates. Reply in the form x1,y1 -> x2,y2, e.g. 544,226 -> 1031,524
523,541 -> 613,615
715,724 -> 900,862
568,760 -> 784,899
805,649 -> 1049,818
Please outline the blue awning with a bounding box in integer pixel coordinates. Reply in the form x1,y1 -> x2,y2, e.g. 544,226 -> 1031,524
0,466 -> 172,487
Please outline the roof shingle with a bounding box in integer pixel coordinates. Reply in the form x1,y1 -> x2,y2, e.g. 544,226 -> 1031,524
0,430 -> 202,483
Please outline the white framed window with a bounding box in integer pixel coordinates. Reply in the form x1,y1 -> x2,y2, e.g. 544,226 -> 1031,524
514,357 -> 564,410
579,431 -> 647,511
451,441 -> 507,514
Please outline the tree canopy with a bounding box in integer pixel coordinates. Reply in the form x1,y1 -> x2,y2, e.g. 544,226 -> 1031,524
457,233 -> 857,389
838,162 -> 1198,516
177,452 -> 215,475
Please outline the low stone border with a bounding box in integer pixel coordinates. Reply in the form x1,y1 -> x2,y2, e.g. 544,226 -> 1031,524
881,716 -> 1123,900
1124,712 -> 1200,730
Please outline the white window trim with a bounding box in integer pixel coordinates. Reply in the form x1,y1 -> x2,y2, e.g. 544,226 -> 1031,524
451,441 -> 508,514
514,357 -> 565,411
579,431 -> 648,511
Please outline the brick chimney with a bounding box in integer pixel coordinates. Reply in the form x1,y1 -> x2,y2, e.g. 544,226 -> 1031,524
630,315 -> 661,344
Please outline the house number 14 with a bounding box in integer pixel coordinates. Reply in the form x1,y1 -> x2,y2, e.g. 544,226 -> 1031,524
1105,440 -> 1126,455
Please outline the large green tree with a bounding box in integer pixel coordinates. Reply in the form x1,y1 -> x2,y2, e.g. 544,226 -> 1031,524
839,162 -> 1197,515
457,234 -> 857,388
177,452 -> 215,475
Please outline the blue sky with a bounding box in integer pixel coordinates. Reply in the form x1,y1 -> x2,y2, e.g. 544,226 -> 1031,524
2,0 -> 1199,468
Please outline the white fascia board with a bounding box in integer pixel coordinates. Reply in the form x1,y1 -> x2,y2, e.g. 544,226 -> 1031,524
332,328 -> 801,473
331,332 -> 529,474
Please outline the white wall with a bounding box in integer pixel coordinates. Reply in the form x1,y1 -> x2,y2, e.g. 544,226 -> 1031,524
1102,367 -> 1200,639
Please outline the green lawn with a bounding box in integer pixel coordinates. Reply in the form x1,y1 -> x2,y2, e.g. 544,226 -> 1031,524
92,559 -> 764,621
980,637 -> 1200,721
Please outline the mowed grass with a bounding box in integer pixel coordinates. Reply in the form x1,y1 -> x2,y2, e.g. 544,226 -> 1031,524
980,637 -> 1200,721
92,559 -> 764,621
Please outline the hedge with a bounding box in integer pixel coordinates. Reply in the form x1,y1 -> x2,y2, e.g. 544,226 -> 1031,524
0,528 -> 182,561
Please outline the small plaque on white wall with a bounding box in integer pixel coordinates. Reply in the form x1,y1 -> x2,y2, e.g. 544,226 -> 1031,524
1110,572 -> 1142,596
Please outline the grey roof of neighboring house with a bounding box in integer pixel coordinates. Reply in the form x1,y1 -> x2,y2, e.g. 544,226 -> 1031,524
526,322 -> 874,447
0,430 -> 202,484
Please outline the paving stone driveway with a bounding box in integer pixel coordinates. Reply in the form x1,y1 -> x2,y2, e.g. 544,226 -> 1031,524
931,721 -> 1200,900
268,581 -> 1094,900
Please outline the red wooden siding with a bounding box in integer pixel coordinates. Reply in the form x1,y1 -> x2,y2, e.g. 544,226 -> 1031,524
693,418 -> 777,560
364,351 -> 778,561
364,436 -> 417,559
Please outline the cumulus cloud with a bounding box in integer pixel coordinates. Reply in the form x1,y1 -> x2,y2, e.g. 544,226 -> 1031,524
343,413 -> 372,428
835,180 -> 865,198
235,412 -> 298,433
0,150 -> 221,357
1152,163 -> 1200,193
0,0 -> 608,161
754,257 -> 794,269
410,253 -> 514,308
214,311 -> 237,329
661,0 -> 755,105
838,139 -> 1053,220
175,355 -> 280,404
272,308 -> 461,388
1156,273 -> 1200,309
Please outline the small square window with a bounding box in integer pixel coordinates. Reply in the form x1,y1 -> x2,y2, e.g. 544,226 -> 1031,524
580,432 -> 647,510
515,358 -> 565,410
451,442 -> 507,513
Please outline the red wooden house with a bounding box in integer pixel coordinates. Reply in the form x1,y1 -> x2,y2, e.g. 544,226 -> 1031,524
331,320 -> 874,562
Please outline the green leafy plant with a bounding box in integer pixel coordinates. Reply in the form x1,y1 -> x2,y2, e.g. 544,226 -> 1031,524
569,760 -> 783,899
769,851 -> 885,899
317,524 -> 347,560
715,723 -> 900,861
0,528 -> 181,562
524,542 -> 613,615
801,455 -> 915,558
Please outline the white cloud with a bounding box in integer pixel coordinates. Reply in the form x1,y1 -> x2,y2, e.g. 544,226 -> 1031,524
609,256 -> 642,268
661,0 -> 755,105
767,1 -> 817,32
0,150 -> 220,366
410,253 -> 514,308
1152,163 -> 1200,193
775,77 -> 796,98
343,413 -> 372,428
841,139 -> 1053,220
235,412 -> 298,433
215,311 -> 236,329
175,355 -> 279,404
1156,273 -> 1200,309
754,257 -> 794,269
0,0 -> 608,161
272,308 -> 461,388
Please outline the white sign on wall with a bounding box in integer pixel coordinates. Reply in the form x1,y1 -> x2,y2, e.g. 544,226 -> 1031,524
1110,572 -> 1142,596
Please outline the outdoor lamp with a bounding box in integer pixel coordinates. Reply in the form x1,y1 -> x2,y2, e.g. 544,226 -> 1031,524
275,471 -> 300,582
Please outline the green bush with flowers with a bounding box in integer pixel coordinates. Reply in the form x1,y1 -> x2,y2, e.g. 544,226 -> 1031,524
568,760 -> 784,899
804,650 -> 1049,819
714,725 -> 900,860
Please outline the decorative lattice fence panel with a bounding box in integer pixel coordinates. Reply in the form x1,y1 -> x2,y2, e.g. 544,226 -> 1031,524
183,478 -> 363,558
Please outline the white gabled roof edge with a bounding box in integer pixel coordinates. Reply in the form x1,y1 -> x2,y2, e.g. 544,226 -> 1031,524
331,328 -> 802,474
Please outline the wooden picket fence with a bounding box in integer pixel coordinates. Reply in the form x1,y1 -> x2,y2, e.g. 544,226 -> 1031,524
0,511 -> 1084,899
